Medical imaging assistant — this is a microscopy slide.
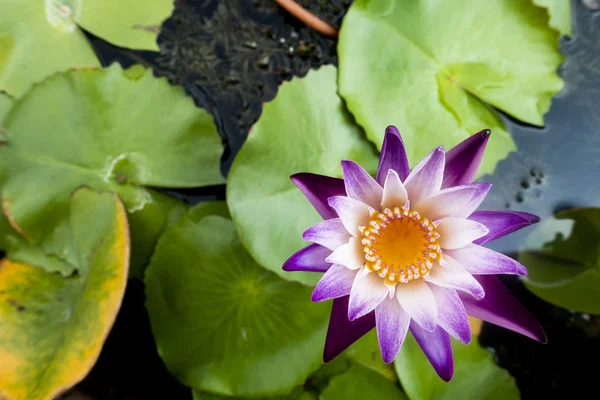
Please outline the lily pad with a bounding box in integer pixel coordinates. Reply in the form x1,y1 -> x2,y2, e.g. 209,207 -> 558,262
321,364 -> 408,400
394,334 -> 519,400
192,387 -> 317,400
345,330 -> 397,382
145,202 -> 330,397
227,66 -> 379,285
0,64 -> 221,277
534,0 -> 572,37
0,188 -> 130,400
0,0 -> 173,97
519,208 -> 600,313
338,0 -> 564,174
0,92 -> 13,123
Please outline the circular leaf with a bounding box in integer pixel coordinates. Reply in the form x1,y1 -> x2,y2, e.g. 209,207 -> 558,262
338,0 -> 564,175
145,202 -> 330,397
227,66 -> 379,285
0,188 -> 130,400
0,64 -> 221,276
394,335 -> 519,400
520,208 -> 600,313
321,364 -> 408,400
0,92 -> 14,123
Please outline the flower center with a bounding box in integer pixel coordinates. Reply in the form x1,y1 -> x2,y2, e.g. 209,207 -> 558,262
359,207 -> 441,285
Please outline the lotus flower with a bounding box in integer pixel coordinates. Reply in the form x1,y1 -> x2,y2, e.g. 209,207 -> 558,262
283,126 -> 545,381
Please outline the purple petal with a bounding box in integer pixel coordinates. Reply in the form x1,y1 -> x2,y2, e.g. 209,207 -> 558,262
428,284 -> 471,344
426,256 -> 485,299
312,264 -> 357,302
458,183 -> 492,218
375,297 -> 410,363
442,129 -> 491,188
376,126 -> 410,184
324,296 -> 376,362
404,147 -> 446,204
325,238 -> 364,270
303,218 -> 350,250
437,217 -> 489,250
469,210 -> 540,245
411,322 -> 454,381
396,280 -> 437,331
381,169 -> 408,209
291,173 -> 346,220
413,184 -> 479,221
445,244 -> 528,276
283,243 -> 332,273
348,270 -> 389,320
328,196 -> 370,236
341,160 -> 383,209
461,275 -> 546,342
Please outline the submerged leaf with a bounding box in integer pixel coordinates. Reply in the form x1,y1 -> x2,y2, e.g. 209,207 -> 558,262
227,66 -> 379,285
338,0 -> 564,174
0,0 -> 173,97
0,188 -> 130,400
520,208 -> 600,313
533,0 -> 572,37
0,92 -> 14,123
321,364 -> 408,400
394,334 -> 519,400
145,202 -> 330,397
0,64 -> 220,276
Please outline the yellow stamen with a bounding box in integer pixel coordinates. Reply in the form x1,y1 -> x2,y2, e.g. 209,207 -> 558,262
360,207 -> 441,285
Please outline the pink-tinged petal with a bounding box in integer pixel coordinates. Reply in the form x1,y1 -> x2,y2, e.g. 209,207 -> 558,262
291,173 -> 346,220
396,279 -> 437,331
328,196 -> 370,236
302,218 -> 350,250
442,129 -> 491,188
324,296 -> 376,362
348,269 -> 389,320
457,183 -> 492,218
461,276 -> 546,342
376,126 -> 410,184
404,147 -> 445,204
469,210 -> 540,245
445,244 -> 528,276
410,322 -> 454,381
428,284 -> 471,344
375,296 -> 410,363
413,184 -> 478,221
312,264 -> 357,302
325,237 -> 364,270
341,160 -> 383,209
381,169 -> 408,209
283,243 -> 332,273
437,217 -> 489,250
426,255 -> 485,299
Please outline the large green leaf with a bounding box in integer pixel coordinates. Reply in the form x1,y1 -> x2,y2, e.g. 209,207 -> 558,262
0,188 -> 130,400
145,202 -> 330,397
227,66 -> 379,285
192,387 -> 317,400
345,330 -> 397,382
0,64 -> 219,277
0,0 -> 172,97
534,0 -> 572,36
519,208 -> 600,313
394,334 -> 519,400
338,0 -> 564,174
0,92 -> 13,123
321,364 -> 408,400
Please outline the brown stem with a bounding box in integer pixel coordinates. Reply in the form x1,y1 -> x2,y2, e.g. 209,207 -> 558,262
274,0 -> 339,38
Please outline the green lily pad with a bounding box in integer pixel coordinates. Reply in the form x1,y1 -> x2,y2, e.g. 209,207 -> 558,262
534,0 -> 572,37
338,0 -> 564,174
321,364 -> 408,400
227,66 -> 379,285
0,93 -> 13,123
0,64 -> 220,277
192,387 -> 317,400
0,188 -> 130,400
345,330 -> 397,382
145,202 -> 330,397
519,208 -> 600,313
0,0 -> 173,97
394,334 -> 519,400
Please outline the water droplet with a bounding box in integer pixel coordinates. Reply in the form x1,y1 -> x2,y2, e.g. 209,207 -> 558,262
520,179 -> 530,189
516,192 -> 524,203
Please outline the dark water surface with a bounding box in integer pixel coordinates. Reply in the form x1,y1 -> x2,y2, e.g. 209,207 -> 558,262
74,1 -> 600,398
